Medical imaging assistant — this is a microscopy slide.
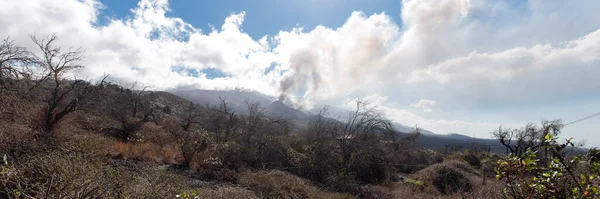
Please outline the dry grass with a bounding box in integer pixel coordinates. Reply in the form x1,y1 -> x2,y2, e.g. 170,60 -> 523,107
107,141 -> 184,164
187,186 -> 260,199
392,181 -> 502,199
239,170 -> 355,199
0,151 -> 125,198
411,160 -> 479,195
386,158 -> 503,198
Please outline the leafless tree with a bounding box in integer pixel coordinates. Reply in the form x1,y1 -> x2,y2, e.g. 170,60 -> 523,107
0,37 -> 36,122
202,97 -> 238,143
242,98 -> 266,145
29,34 -> 98,134
106,85 -> 158,142
303,100 -> 406,184
0,37 -> 36,87
334,99 -> 396,168
180,102 -> 202,132
492,120 -> 563,158
240,98 -> 290,167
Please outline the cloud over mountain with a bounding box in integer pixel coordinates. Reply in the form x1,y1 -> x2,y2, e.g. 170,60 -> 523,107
2,0 -> 599,142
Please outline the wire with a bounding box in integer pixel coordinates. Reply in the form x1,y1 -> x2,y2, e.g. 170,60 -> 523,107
564,111 -> 600,126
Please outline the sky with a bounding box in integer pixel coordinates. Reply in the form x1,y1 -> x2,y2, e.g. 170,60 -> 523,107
1,0 -> 600,145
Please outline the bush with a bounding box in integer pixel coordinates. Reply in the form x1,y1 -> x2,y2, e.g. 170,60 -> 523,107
126,167 -> 187,198
432,167 -> 472,194
107,141 -> 183,164
239,170 -> 315,199
356,185 -> 394,199
447,151 -> 481,168
404,178 -> 425,189
238,170 -> 354,199
0,151 -> 125,198
178,186 -> 259,199
495,133 -> 600,199
412,160 -> 476,195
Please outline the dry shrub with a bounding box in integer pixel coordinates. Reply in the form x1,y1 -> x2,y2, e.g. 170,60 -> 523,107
239,170 -> 354,199
411,160 -> 479,195
394,149 -> 444,173
186,186 -> 260,199
356,185 -> 394,199
0,151 -> 125,198
57,131 -> 114,156
187,143 -> 240,183
193,167 -> 239,183
239,170 -> 313,198
137,122 -> 176,145
0,124 -> 43,157
446,151 -> 483,168
126,167 -> 187,198
442,159 -> 480,176
432,167 -> 471,194
108,141 -> 183,164
392,181 -> 502,199
392,185 -> 439,199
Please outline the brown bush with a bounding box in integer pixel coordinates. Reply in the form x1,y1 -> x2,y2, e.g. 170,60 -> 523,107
107,141 -> 183,164
0,151 -> 125,198
136,122 -> 177,145
186,186 -> 260,199
391,181 -> 502,199
446,151 -> 483,168
239,170 -> 354,199
239,170 -> 313,199
411,160 -> 479,195
126,167 -> 187,198
357,185 -> 394,199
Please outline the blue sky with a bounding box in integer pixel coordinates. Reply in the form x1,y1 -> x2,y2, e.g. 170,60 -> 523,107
98,0 -> 403,40
2,0 -> 600,145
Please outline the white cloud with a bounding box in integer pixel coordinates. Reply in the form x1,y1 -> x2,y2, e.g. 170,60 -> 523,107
410,99 -> 439,109
0,0 -> 280,95
2,0 -> 600,140
405,29 -> 600,105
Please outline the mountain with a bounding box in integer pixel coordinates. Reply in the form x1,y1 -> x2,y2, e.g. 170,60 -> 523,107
168,89 -> 275,114
166,89 -> 587,155
266,100 -> 310,120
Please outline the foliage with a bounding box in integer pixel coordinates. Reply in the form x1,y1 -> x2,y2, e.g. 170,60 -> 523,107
495,127 -> 600,198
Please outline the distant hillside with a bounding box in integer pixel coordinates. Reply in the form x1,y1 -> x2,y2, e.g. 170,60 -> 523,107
168,89 -> 275,114
166,89 -> 588,155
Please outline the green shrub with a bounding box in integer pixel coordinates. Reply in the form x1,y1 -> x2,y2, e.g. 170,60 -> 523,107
177,186 -> 259,199
495,130 -> 600,198
404,178 -> 425,188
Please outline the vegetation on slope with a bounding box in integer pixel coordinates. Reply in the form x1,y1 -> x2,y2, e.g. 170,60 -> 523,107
1,35 -> 599,199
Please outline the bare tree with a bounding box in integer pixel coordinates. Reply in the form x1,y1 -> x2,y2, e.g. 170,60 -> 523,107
106,85 -> 157,142
303,100 -> 406,184
0,37 -> 36,122
241,98 -> 266,145
492,120 -> 563,158
240,98 -> 290,168
180,102 -> 202,131
333,99 -> 396,169
202,97 -> 238,143
29,34 -> 97,134
0,37 -> 36,86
